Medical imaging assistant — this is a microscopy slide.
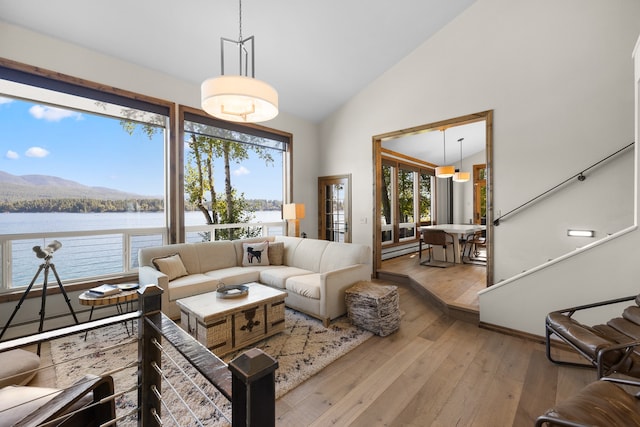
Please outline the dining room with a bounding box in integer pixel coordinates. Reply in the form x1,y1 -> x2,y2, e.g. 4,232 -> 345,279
374,112 -> 492,319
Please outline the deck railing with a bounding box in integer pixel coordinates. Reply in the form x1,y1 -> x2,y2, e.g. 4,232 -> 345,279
0,220 -> 285,291
0,284 -> 278,426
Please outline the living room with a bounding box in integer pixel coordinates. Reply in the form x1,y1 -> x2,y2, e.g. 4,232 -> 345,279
2,0 -> 640,425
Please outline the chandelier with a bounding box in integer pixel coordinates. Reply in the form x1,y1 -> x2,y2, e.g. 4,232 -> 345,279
201,0 -> 278,123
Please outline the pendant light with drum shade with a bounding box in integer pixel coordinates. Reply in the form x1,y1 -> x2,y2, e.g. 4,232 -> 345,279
201,0 -> 278,123
435,128 -> 455,178
453,137 -> 470,183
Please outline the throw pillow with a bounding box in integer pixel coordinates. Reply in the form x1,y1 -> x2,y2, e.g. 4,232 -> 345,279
152,253 -> 188,281
268,241 -> 284,265
242,241 -> 269,266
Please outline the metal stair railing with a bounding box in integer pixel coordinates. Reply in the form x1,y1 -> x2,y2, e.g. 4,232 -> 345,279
493,142 -> 635,226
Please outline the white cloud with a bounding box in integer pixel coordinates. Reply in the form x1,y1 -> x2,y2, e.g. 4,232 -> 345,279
233,166 -> 250,176
5,150 -> 19,159
29,105 -> 82,122
0,97 -> 13,105
25,147 -> 50,158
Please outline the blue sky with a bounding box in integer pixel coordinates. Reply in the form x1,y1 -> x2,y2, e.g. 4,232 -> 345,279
0,97 -> 282,200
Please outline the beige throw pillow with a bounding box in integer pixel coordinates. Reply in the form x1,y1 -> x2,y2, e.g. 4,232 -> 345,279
268,241 -> 284,265
152,253 -> 188,280
242,241 -> 269,266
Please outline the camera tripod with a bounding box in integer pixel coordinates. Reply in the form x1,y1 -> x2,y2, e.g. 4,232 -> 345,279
0,257 -> 79,355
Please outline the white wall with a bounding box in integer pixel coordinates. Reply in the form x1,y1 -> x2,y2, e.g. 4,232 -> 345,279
317,0 -> 640,335
480,32 -> 640,337
320,0 -> 640,268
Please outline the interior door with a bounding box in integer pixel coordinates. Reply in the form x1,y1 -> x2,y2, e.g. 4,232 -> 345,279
318,174 -> 351,243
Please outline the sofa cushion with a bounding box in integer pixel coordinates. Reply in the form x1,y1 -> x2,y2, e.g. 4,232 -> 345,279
195,241 -> 237,273
319,242 -> 370,273
242,241 -> 270,266
152,253 -> 189,281
167,274 -> 219,302
204,266 -> 261,284
291,239 -> 330,272
260,267 -> 314,289
268,242 -> 284,265
286,273 -> 321,299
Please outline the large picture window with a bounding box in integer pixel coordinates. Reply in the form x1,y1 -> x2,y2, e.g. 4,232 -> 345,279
0,65 -> 171,290
181,109 -> 290,242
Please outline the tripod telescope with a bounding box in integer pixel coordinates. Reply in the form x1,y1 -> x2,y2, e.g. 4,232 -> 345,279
0,240 -> 79,354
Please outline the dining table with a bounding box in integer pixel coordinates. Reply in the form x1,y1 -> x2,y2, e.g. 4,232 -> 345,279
419,224 -> 486,264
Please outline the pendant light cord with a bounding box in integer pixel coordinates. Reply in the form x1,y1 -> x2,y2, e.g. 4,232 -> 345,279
442,130 -> 447,164
238,0 -> 243,41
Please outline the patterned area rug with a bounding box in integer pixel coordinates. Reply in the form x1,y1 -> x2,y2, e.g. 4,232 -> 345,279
50,309 -> 372,425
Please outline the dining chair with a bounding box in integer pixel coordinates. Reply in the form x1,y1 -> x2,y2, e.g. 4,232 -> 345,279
419,229 -> 455,267
462,230 -> 486,264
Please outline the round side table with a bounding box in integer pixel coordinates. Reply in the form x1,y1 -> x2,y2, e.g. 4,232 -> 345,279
79,285 -> 139,339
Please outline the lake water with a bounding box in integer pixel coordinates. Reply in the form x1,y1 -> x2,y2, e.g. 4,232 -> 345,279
0,210 -> 283,234
0,211 -> 284,287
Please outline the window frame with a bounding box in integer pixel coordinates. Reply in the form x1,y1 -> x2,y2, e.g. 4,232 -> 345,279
380,154 -> 434,247
176,106 -> 293,244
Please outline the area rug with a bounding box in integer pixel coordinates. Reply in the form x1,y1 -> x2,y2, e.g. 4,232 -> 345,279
50,309 -> 372,425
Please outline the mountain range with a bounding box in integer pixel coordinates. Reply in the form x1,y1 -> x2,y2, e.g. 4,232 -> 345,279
0,171 -> 156,201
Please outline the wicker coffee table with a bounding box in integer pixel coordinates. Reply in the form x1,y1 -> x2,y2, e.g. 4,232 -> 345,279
176,282 -> 287,356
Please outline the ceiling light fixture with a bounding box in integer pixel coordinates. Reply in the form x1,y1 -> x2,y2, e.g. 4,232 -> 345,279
452,137 -> 470,183
201,0 -> 278,123
435,128 -> 455,178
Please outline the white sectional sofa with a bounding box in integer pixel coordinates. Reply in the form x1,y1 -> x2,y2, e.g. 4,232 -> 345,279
138,236 -> 372,326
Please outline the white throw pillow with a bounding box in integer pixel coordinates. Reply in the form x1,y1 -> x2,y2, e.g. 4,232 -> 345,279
242,241 -> 269,266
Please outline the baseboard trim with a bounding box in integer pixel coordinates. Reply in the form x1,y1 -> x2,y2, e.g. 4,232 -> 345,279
478,321 -> 545,344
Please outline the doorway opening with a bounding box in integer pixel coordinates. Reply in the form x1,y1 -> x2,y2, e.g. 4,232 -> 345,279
372,111 -> 494,284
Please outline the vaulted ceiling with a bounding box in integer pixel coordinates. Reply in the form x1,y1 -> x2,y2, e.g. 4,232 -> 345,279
0,0 -> 477,123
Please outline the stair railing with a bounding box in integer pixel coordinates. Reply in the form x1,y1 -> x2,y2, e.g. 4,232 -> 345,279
493,142 -> 635,226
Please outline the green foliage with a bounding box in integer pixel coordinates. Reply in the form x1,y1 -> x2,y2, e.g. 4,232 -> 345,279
120,118 -> 280,238
183,126 -> 276,236
0,198 -> 164,213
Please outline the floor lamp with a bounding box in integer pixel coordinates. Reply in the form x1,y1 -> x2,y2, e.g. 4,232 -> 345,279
283,203 -> 305,237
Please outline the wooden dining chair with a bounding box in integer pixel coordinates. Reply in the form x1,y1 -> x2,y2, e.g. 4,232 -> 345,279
419,229 -> 455,267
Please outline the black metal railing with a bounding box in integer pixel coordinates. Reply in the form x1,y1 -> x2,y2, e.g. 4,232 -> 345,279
493,142 -> 635,226
0,285 -> 278,427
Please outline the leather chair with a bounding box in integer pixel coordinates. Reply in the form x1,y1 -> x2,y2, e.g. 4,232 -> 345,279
0,374 -> 115,426
545,294 -> 640,379
418,229 -> 455,267
536,377 -> 640,426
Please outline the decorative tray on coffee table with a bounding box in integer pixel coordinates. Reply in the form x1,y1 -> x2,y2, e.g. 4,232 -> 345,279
216,284 -> 249,299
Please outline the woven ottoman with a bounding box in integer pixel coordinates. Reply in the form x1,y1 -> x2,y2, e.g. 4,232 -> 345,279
345,281 -> 400,336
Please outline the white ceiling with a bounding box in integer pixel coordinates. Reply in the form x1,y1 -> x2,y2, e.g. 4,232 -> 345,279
383,121 -> 486,166
0,0 -> 477,124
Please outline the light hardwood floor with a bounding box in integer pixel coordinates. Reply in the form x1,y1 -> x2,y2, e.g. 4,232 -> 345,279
31,253 -> 596,426
275,254 -> 595,426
